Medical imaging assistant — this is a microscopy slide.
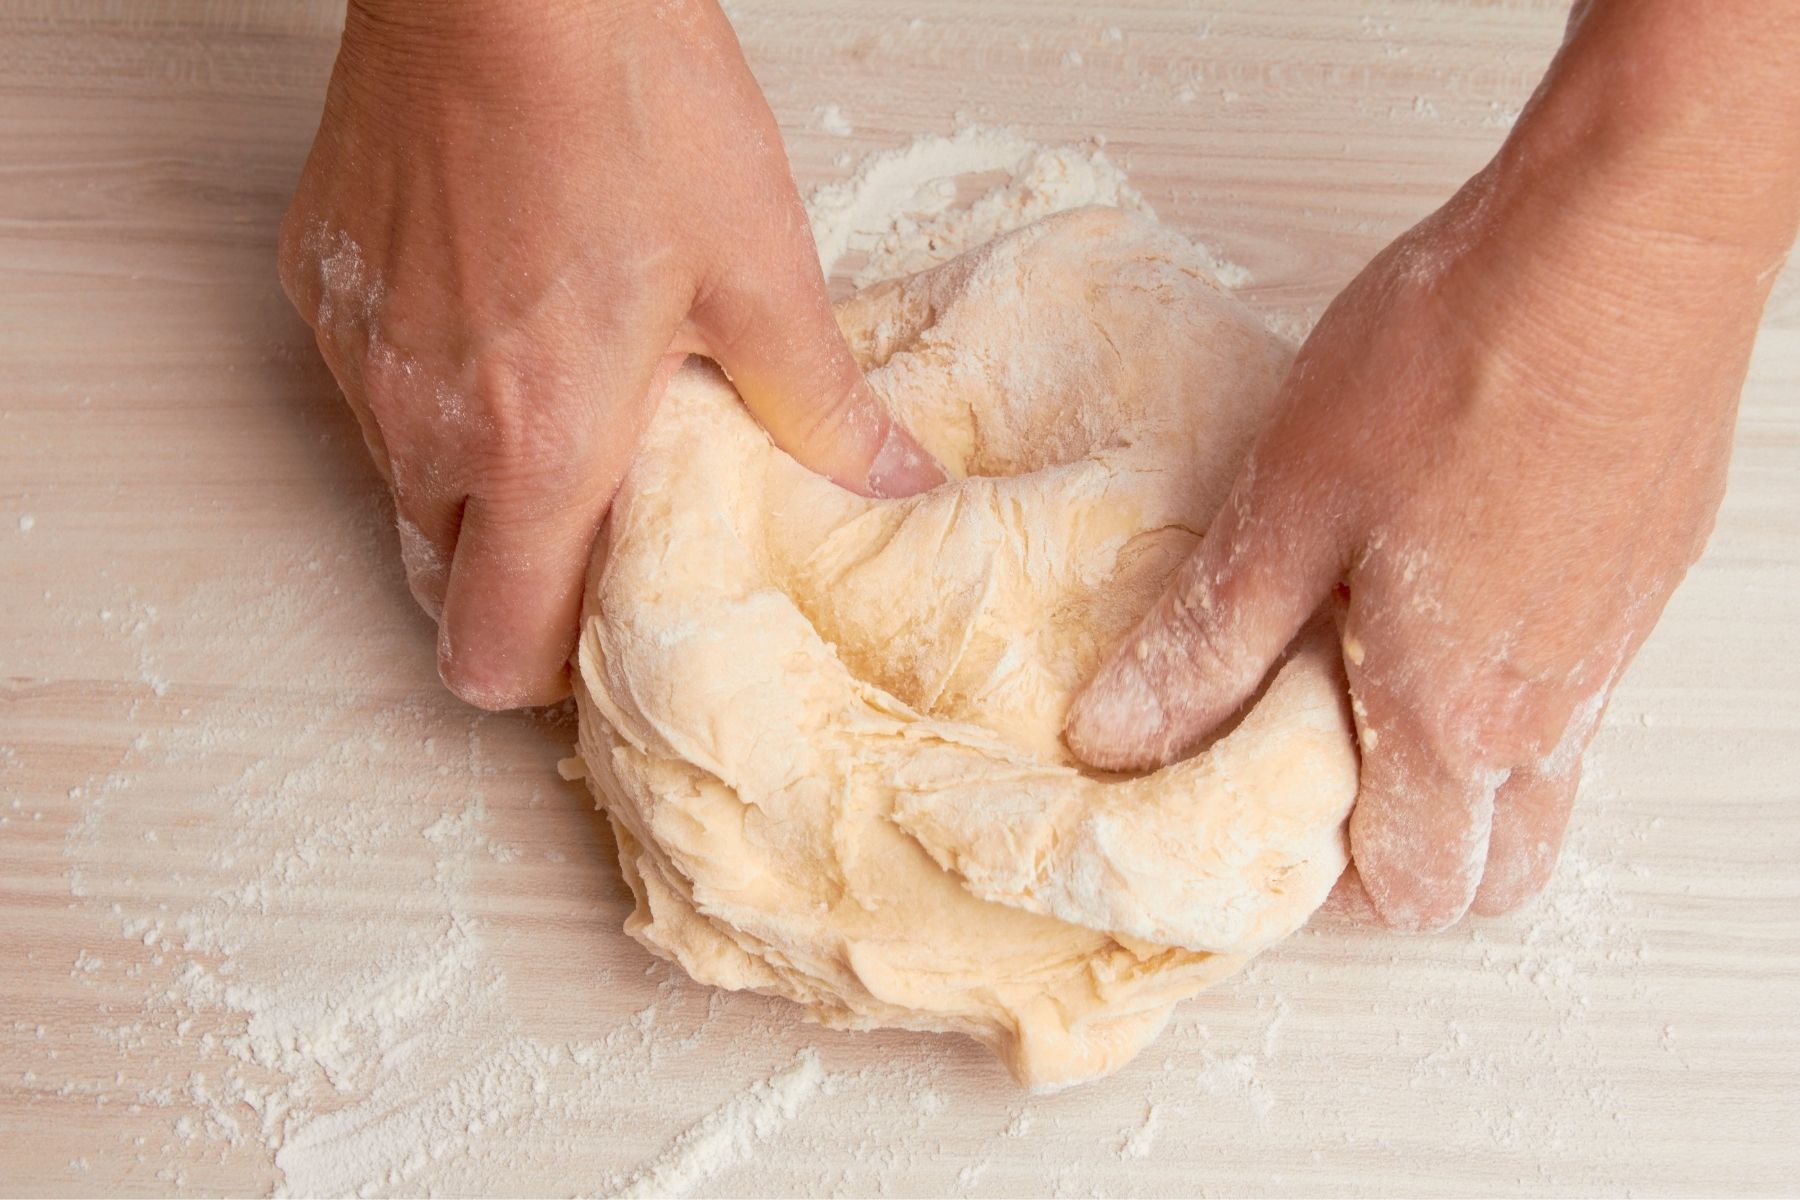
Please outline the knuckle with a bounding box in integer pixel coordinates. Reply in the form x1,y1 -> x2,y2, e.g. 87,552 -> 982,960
276,212 -> 320,317
1477,680 -> 1596,770
788,375 -> 868,450
357,341 -> 415,399
1343,618 -> 1530,775
458,360 -> 535,454
1357,675 -> 1487,779
463,429 -> 591,521
1472,691 -> 1555,763
369,338 -> 613,521
1426,704 -> 1502,777
1152,564 -> 1266,702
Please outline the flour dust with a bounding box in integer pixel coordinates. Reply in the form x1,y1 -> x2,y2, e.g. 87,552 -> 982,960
35,125 -> 1664,1197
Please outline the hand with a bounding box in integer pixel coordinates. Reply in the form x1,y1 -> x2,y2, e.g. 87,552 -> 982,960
1065,1 -> 1800,931
278,0 -> 942,709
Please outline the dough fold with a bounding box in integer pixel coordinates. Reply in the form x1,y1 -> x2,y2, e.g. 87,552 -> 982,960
572,208 -> 1358,1088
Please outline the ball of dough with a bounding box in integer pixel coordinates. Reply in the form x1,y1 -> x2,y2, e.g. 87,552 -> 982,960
572,208 -> 1357,1089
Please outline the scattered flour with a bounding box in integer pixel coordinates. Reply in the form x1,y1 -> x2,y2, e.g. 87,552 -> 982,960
1119,1103 -> 1163,1160
808,124 -> 1154,289
808,123 -> 1266,318
32,116 -> 1652,1200
612,1050 -> 825,1198
812,103 -> 854,137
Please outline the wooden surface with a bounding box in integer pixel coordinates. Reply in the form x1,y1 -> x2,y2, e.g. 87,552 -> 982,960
3,2 -> 1798,1195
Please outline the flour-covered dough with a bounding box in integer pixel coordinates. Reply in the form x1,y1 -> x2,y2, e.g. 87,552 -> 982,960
571,208 -> 1358,1089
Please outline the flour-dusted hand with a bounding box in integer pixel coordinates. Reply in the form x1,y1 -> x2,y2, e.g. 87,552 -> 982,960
278,0 -> 942,709
1066,0 -> 1800,930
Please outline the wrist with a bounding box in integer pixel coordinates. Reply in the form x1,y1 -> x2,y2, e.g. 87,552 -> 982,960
1408,0 -> 1800,389
1491,0 -> 1800,263
335,0 -> 697,111
345,0 -> 639,52
1402,33 -> 1799,422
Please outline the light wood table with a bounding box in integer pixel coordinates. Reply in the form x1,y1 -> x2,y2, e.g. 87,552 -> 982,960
3,3 -> 1797,1195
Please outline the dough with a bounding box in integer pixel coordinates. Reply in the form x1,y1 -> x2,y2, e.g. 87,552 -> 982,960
570,208 -> 1357,1089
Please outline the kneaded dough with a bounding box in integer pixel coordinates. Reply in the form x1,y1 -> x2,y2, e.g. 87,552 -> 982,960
571,208 -> 1358,1089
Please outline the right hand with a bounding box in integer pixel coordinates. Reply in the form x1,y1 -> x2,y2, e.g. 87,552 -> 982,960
1065,0 -> 1800,931
278,0 -> 943,710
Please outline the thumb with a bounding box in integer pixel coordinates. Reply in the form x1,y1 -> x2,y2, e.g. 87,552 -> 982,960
1064,452 -> 1342,772
697,218 -> 945,499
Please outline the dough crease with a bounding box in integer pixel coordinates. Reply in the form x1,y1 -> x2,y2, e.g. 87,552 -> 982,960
572,208 -> 1357,1088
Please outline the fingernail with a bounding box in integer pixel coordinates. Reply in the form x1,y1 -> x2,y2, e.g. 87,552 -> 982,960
868,421 -> 947,498
437,627 -> 527,711
1066,653 -> 1169,770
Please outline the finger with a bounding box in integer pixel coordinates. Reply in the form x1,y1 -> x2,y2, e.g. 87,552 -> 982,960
1316,863 -> 1380,925
1062,453 -> 1341,772
434,353 -> 677,710
698,207 -> 944,499
1347,706 -> 1503,932
357,350 -> 468,621
436,482 -> 615,710
393,489 -> 461,623
1472,760 -> 1581,917
313,329 -> 396,488
1471,669 -> 1610,915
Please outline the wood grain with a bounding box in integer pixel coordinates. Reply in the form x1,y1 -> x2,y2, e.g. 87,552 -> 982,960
2,2 -> 1796,1195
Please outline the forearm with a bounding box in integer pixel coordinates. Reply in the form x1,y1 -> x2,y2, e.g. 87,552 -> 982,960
337,0 -> 728,105
1501,0 -> 1800,261
1402,1 -> 1800,419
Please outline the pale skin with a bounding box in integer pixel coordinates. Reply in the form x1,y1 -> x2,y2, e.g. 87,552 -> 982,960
279,0 -> 945,711
283,0 -> 1800,930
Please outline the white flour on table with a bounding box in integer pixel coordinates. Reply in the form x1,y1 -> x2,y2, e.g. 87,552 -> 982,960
38,125 -> 1657,1197
807,122 -> 1256,297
